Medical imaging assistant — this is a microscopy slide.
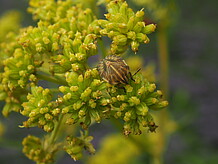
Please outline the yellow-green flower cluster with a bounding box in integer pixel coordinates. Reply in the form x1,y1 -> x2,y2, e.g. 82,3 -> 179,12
59,69 -> 110,129
2,48 -> 39,89
22,135 -> 58,164
64,131 -> 95,161
0,11 -> 21,65
18,0 -> 99,74
98,0 -> 156,54
21,86 -> 58,132
1,0 -> 100,117
0,48 -> 40,117
108,74 -> 168,135
0,83 -> 27,117
0,11 -> 21,43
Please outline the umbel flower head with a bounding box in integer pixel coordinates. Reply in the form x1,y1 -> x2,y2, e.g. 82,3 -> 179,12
98,0 -> 156,54
0,10 -> 21,62
0,48 -> 40,117
21,85 -> 59,132
108,73 -> 168,135
58,68 -> 110,129
64,131 -> 95,161
22,135 -> 59,163
18,0 -> 99,75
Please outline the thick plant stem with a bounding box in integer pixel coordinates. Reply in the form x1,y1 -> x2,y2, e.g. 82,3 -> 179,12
153,25 -> 170,164
157,26 -> 169,97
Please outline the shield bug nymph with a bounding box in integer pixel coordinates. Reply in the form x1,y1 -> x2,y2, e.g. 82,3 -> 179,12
97,55 -> 133,85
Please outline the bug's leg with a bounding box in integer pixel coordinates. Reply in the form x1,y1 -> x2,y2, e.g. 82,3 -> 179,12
129,68 -> 141,82
129,72 -> 135,82
117,84 -> 126,93
121,86 -> 126,93
132,68 -> 141,76
130,68 -> 141,82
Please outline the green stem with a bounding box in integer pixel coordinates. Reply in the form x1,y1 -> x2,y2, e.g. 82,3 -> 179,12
98,38 -> 107,58
90,0 -> 99,17
49,88 -> 61,93
44,114 -> 64,152
157,26 -> 169,97
154,24 -> 170,164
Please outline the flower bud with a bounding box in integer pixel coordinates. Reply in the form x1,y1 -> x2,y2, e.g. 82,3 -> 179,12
128,96 -> 140,106
113,35 -> 127,46
136,102 -> 148,116
127,31 -> 136,40
80,87 -> 92,101
143,24 -> 156,34
147,83 -> 156,92
43,122 -> 54,132
133,22 -> 145,33
70,86 -> 79,92
117,95 -> 126,101
73,101 -> 83,110
131,41 -> 139,52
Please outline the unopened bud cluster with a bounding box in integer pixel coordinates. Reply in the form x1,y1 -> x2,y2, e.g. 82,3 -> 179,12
108,74 -> 168,135
98,0 -> 156,54
0,48 -> 40,117
18,0 -> 99,74
22,135 -> 57,163
0,11 -> 21,62
2,48 -> 39,89
59,69 -> 110,129
0,12 -> 26,116
64,131 -> 95,161
21,85 -> 58,132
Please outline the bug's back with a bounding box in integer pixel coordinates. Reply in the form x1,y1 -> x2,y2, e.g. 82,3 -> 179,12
98,55 -> 130,85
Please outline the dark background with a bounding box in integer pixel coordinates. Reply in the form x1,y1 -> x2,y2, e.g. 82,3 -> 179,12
0,0 -> 218,163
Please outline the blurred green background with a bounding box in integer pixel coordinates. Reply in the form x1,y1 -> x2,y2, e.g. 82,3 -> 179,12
0,0 -> 218,163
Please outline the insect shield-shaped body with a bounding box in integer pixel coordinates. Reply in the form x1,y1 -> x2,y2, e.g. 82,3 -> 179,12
97,55 -> 130,85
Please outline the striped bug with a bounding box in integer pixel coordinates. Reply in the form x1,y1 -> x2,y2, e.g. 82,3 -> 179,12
97,55 -> 140,85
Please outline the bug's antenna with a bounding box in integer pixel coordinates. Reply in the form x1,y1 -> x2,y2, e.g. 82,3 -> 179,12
129,68 -> 141,82
132,68 -> 141,76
